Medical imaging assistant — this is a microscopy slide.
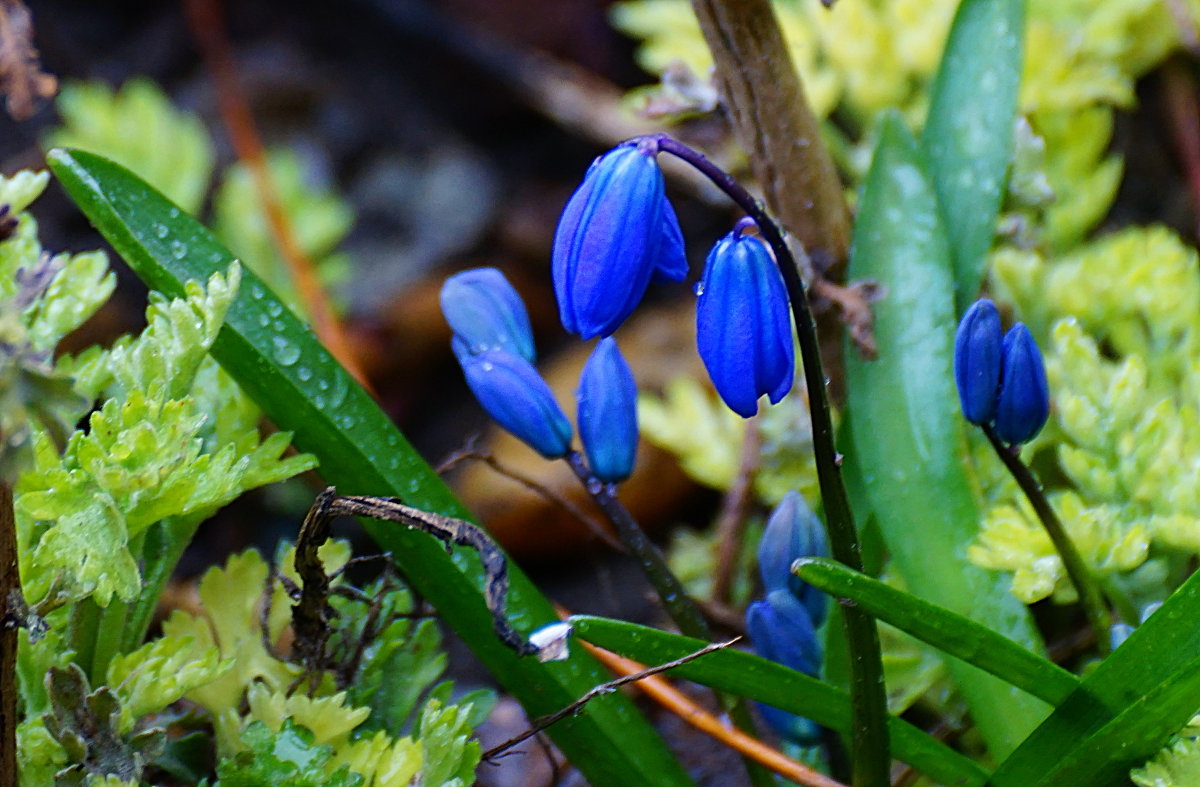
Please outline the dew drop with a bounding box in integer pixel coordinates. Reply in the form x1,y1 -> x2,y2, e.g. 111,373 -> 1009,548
168,207 -> 180,219
271,336 -> 301,366
586,478 -> 603,495
209,252 -> 223,264
317,378 -> 329,391
257,314 -> 270,327
250,285 -> 265,300
297,366 -> 312,382
154,224 -> 169,239
693,282 -> 705,296
170,240 -> 187,259
340,415 -> 356,429
267,302 -> 283,318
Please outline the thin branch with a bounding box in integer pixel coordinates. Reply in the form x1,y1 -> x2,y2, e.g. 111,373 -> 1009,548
981,425 -> 1111,653
650,134 -> 890,786
482,637 -> 740,762
579,640 -> 849,787
712,420 -> 760,604
438,441 -> 623,552
182,0 -> 370,390
562,451 -> 709,640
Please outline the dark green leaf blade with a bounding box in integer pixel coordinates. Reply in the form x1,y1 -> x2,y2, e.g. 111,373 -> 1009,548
922,0 -> 1024,310
570,615 -> 989,787
990,566 -> 1200,786
795,558 -> 1078,705
47,148 -> 694,787
845,112 -> 1048,758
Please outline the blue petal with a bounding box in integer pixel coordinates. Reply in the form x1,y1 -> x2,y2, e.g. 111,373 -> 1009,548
758,491 -> 829,627
696,229 -> 794,418
552,144 -> 676,338
440,267 -> 536,362
650,199 -> 688,283
577,338 -> 639,483
954,298 -> 1002,425
745,590 -> 822,677
458,347 -> 573,458
994,322 -> 1050,445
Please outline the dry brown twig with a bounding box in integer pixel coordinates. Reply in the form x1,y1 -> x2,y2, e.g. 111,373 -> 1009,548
0,0 -> 55,121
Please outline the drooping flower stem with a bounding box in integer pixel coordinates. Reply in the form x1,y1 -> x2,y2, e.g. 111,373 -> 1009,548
650,134 -> 890,786
981,424 -> 1112,654
564,450 -> 709,639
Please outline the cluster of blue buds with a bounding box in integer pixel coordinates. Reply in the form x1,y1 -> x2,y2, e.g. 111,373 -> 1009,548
954,298 -> 1050,445
552,140 -> 796,419
442,268 -> 640,482
745,491 -> 828,743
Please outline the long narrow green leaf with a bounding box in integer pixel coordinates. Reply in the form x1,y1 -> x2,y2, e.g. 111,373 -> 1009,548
570,615 -> 989,787
47,148 -> 694,787
795,558 -> 1078,705
844,112 -> 1048,758
922,0 -> 1024,310
990,565 -> 1200,785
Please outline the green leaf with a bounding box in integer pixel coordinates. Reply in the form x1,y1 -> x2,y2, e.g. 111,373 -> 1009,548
990,566 -> 1200,785
844,112 -> 1048,758
414,698 -> 481,787
795,558 -> 1078,705
48,147 -> 695,787
570,615 -> 989,787
922,0 -> 1024,310
45,79 -> 215,215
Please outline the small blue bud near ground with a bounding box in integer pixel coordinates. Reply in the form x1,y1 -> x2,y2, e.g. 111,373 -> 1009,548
758,490 -> 829,627
994,322 -> 1050,445
954,297 -> 1003,426
453,343 -> 573,459
696,221 -> 795,418
576,337 -> 639,484
439,267 -> 536,361
552,141 -> 687,339
745,589 -> 824,744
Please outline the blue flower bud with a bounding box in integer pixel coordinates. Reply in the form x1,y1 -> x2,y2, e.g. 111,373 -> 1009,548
552,143 -> 687,339
576,338 -> 638,483
440,267 -> 536,361
454,344 -> 573,458
954,298 -> 1003,426
994,323 -> 1050,445
758,491 -> 829,627
696,226 -> 794,418
746,590 -> 823,744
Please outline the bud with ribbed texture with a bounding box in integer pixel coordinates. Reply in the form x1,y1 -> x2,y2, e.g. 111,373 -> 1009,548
954,298 -> 1003,426
552,142 -> 687,339
757,491 -> 829,627
576,337 -> 638,483
453,342 -> 573,459
696,222 -> 794,418
440,267 -> 536,361
994,322 -> 1050,445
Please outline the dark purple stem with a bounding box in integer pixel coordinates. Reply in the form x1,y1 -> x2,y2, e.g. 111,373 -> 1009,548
648,133 -> 890,777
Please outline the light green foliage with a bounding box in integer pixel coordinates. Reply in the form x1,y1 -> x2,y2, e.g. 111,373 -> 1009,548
164,546 -> 488,785
614,0 -> 1189,253
412,699 -> 483,787
970,492 -> 1149,603
105,634 -> 232,731
45,79 -> 215,214
1133,716 -> 1200,786
213,149 -> 353,313
639,376 -> 818,505
15,265 -> 316,606
0,169 -> 114,477
216,720 -> 365,787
